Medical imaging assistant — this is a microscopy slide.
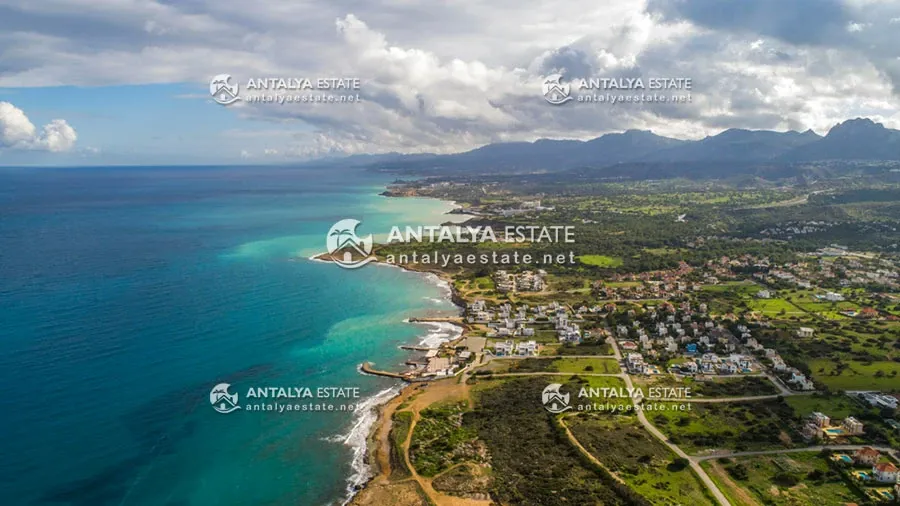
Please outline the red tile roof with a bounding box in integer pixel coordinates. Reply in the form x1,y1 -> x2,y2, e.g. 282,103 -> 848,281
874,462 -> 898,473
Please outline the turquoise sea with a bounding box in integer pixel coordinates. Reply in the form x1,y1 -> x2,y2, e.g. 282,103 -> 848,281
0,165 -> 465,506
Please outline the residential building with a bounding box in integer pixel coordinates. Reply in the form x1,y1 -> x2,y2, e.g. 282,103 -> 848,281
680,361 -> 698,374
772,357 -> 787,372
626,353 -> 647,374
797,327 -> 815,338
824,291 -> 845,302
802,423 -> 821,440
810,412 -> 831,428
494,340 -> 514,356
873,462 -> 899,483
843,417 -> 865,435
854,447 -> 880,466
515,340 -> 538,356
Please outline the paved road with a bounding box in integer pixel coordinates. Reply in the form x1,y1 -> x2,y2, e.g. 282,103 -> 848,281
490,355 -> 618,359
683,394 -> 782,403
692,445 -> 897,462
485,372 -> 625,378
609,338 -> 732,506
762,372 -> 793,395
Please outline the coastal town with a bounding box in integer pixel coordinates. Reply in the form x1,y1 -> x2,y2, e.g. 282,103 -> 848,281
356,218 -> 900,505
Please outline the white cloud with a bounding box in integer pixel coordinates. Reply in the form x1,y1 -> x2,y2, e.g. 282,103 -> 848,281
233,9 -> 900,156
1,0 -> 899,158
0,102 -> 77,152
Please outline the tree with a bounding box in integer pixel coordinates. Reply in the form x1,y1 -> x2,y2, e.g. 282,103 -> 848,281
726,463 -> 749,480
668,457 -> 689,472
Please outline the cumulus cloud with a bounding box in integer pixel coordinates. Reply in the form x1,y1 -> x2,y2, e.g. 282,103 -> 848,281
0,0 -> 898,158
237,8 -> 900,156
0,102 -> 77,152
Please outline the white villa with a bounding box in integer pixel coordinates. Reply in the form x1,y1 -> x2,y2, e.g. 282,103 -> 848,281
797,327 -> 815,338
873,462 -> 899,483
494,340 -> 514,356
515,340 -> 539,356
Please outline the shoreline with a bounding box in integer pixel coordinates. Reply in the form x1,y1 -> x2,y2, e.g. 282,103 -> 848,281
337,385 -> 403,505
313,196 -> 471,506
335,261 -> 467,505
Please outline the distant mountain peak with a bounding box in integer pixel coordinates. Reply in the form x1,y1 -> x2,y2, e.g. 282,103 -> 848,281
374,117 -> 898,174
785,117 -> 899,161
827,117 -> 886,137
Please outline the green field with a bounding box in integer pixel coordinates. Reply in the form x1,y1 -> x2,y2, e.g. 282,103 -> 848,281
809,359 -> 900,391
785,394 -> 862,420
577,254 -> 624,268
554,342 -> 614,356
701,281 -> 758,295
792,299 -> 860,319
746,298 -> 804,316
477,357 -> 623,378
569,415 -> 716,505
650,400 -> 800,454
571,375 -> 630,404
688,377 -> 780,398
703,452 -> 864,506
548,357 -> 620,374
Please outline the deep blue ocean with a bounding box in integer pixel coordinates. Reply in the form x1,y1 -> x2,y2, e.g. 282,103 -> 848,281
0,165 -> 463,506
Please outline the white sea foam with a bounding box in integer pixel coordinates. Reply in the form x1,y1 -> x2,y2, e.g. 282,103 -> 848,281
420,271 -> 453,297
411,320 -> 464,348
336,385 -> 402,505
331,231 -> 462,504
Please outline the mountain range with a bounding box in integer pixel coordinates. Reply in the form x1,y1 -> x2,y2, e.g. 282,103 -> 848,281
370,118 -> 900,175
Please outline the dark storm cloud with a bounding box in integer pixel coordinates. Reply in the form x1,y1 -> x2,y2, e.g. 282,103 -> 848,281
538,47 -> 596,79
647,0 -> 851,46
648,0 -> 900,94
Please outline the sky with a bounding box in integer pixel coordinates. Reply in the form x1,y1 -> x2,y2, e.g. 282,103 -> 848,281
0,0 -> 899,165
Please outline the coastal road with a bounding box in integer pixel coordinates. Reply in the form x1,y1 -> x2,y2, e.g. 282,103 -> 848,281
692,445 -> 897,462
682,394 -> 783,403
483,372 -> 626,378
611,339 -> 733,506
